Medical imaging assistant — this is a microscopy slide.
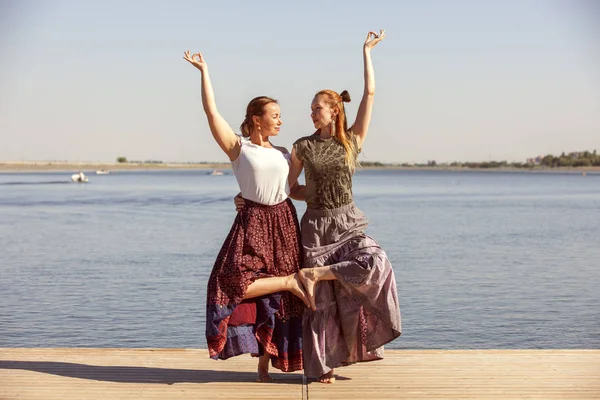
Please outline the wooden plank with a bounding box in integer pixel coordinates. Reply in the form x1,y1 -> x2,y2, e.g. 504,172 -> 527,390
0,348 -> 303,400
1,349 -> 598,399
306,350 -> 600,399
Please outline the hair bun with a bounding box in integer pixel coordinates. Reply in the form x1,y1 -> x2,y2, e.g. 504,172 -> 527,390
340,90 -> 351,103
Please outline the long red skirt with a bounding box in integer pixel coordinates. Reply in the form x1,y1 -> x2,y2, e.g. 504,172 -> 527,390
205,198 -> 304,372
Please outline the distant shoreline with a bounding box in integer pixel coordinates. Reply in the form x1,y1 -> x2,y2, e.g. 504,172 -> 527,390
1,161 -> 599,174
0,162 -> 232,173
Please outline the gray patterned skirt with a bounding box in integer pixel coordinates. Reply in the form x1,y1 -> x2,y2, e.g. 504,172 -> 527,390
300,202 -> 402,378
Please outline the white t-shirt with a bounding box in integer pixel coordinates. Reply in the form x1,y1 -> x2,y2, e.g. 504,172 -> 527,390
231,137 -> 290,205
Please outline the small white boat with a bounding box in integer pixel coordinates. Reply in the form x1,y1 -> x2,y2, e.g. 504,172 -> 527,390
96,169 -> 110,175
210,169 -> 224,176
71,172 -> 89,183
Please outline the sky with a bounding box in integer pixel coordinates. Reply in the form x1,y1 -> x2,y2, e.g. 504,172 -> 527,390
0,0 -> 598,164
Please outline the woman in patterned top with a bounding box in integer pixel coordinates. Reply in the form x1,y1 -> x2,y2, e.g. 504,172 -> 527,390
236,30 -> 402,383
291,29 -> 401,384
184,51 -> 309,382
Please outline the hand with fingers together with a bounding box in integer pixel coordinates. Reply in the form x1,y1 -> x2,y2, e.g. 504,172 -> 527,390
183,50 -> 207,72
364,29 -> 386,51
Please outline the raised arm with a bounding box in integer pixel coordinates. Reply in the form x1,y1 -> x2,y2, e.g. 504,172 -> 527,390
184,51 -> 240,161
350,30 -> 386,149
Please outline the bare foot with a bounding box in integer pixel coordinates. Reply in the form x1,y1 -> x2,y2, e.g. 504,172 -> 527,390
288,273 -> 310,308
256,372 -> 273,383
257,355 -> 273,383
319,369 -> 336,384
298,269 -> 317,311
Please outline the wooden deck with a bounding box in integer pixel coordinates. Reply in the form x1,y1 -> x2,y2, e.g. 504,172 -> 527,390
1,349 -> 598,399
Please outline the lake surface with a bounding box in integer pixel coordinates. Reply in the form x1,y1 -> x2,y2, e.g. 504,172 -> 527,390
1,169 -> 599,349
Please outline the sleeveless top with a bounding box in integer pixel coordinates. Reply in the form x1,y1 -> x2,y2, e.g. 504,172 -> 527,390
293,132 -> 360,210
232,137 -> 290,205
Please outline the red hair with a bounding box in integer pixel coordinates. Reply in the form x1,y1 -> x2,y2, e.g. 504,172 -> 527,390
315,89 -> 357,170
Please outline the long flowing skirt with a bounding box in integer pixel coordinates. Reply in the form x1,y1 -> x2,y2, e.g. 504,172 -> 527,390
300,202 -> 401,378
206,198 -> 304,372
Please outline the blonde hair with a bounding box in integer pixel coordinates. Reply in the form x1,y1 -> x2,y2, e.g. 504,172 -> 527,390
239,96 -> 278,137
315,89 -> 358,171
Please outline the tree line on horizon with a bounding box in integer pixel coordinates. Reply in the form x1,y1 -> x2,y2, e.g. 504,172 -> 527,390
361,149 -> 599,169
115,149 -> 599,168
536,150 -> 599,168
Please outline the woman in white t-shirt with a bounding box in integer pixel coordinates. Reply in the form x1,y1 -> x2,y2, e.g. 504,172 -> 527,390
184,51 -> 308,382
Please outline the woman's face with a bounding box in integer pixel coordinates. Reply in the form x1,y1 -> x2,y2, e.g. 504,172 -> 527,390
255,102 -> 282,136
310,95 -> 336,130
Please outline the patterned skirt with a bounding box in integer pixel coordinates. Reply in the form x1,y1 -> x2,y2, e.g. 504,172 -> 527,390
205,198 -> 304,372
300,202 -> 402,378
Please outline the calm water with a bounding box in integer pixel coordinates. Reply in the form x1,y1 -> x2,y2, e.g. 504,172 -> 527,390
1,169 -> 599,349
